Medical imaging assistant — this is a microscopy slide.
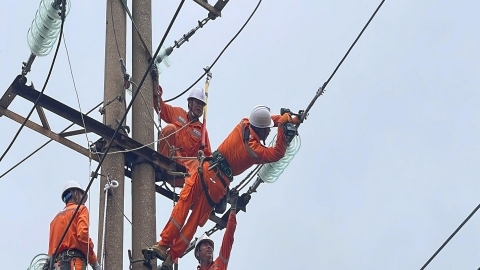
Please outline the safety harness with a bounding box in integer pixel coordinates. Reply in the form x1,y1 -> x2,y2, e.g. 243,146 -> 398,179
240,120 -> 264,162
54,249 -> 87,270
198,151 -> 232,214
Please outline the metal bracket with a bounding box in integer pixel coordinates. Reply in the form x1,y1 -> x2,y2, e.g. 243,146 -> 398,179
192,0 -> 221,18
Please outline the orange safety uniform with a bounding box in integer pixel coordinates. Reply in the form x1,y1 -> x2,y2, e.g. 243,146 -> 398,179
159,115 -> 286,260
154,87 -> 212,185
48,203 -> 97,269
197,212 -> 237,270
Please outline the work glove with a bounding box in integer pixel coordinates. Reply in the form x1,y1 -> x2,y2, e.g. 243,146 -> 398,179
279,113 -> 292,124
291,116 -> 301,125
150,64 -> 159,81
155,85 -> 163,98
91,262 -> 102,270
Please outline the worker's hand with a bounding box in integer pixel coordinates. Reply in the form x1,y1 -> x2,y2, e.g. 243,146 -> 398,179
229,189 -> 239,211
155,85 -> 163,98
279,113 -> 292,124
91,262 -> 102,270
150,64 -> 159,81
291,116 -> 301,125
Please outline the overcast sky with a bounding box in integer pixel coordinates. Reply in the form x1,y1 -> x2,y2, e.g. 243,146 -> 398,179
1,0 -> 480,269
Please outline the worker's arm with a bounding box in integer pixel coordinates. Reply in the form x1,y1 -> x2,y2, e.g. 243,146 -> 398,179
247,124 -> 287,163
77,206 -> 98,264
271,114 -> 282,127
152,83 -> 186,124
216,210 -> 237,269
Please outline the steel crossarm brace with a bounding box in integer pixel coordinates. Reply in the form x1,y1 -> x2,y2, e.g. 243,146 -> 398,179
8,75 -> 186,173
0,106 -> 98,161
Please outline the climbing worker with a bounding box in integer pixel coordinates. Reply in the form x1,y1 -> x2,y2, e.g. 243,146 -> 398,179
47,180 -> 101,270
143,105 -> 295,270
194,191 -> 238,270
152,69 -> 212,187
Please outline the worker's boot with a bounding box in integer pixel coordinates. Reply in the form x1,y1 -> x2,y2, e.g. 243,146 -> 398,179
142,244 -> 168,261
160,253 -> 174,270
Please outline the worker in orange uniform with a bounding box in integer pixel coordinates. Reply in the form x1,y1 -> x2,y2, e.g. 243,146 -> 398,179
47,181 -> 101,270
194,191 -> 239,270
143,105 -> 296,270
152,73 -> 212,187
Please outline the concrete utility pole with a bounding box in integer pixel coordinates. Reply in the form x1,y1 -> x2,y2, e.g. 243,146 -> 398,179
97,0 -> 126,269
131,0 -> 157,269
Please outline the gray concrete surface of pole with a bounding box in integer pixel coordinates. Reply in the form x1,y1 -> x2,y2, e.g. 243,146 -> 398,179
97,0 -> 127,269
131,0 -> 157,269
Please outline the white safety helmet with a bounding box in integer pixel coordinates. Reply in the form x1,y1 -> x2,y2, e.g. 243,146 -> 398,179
249,105 -> 274,128
188,87 -> 207,104
194,234 -> 214,259
61,180 -> 85,202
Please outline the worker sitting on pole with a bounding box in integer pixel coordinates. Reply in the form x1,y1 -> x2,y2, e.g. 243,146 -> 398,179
194,190 -> 239,270
143,105 -> 296,270
152,69 -> 212,187
47,181 -> 101,270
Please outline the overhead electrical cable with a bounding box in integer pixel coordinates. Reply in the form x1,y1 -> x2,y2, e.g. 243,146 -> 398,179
164,0 -> 263,102
63,33 -> 92,148
0,2 -> 68,164
420,203 -> 480,270
50,0 -> 186,262
201,0 -> 387,244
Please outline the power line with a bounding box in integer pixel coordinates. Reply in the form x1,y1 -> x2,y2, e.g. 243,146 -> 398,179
0,3 -> 68,164
234,0 -> 386,196
63,33 -> 92,149
299,0 -> 386,125
164,0 -> 264,102
51,0 -> 186,261
420,203 -> 480,270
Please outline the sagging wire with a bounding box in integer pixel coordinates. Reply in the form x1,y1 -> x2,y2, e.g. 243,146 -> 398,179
100,175 -> 119,270
63,32 -> 93,155
0,0 -> 68,163
164,0 -> 264,102
0,101 -> 103,179
51,0 -> 186,260
91,119 -> 193,155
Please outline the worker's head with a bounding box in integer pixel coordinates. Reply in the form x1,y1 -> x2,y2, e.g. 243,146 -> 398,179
187,87 -> 206,120
61,180 -> 87,205
194,234 -> 215,264
249,105 -> 274,141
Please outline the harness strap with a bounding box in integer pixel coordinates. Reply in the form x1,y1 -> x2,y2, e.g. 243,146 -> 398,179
198,160 -> 218,208
241,121 -> 263,163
